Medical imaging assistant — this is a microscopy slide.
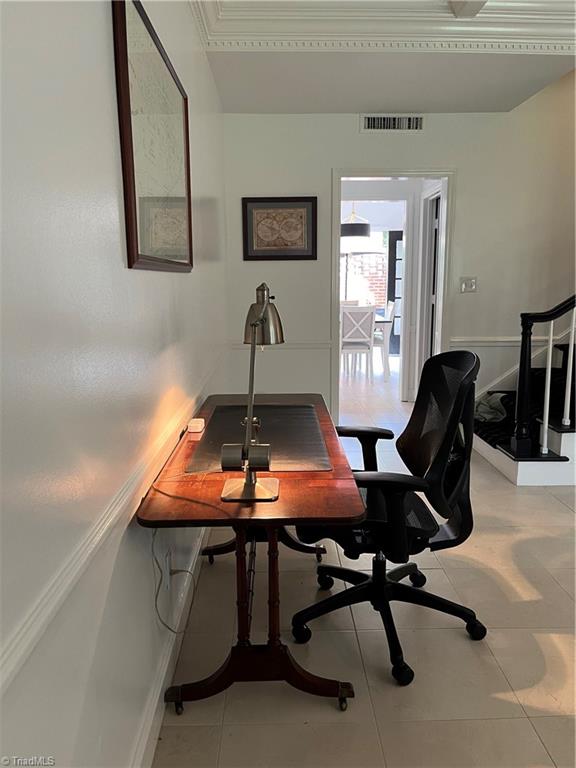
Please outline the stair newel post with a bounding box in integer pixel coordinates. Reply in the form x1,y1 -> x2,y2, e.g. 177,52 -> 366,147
511,314 -> 533,457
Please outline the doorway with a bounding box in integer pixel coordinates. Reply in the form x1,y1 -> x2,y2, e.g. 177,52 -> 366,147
387,230 -> 403,355
333,173 -> 451,428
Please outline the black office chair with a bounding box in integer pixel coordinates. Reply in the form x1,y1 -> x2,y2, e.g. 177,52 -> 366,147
291,351 -> 487,686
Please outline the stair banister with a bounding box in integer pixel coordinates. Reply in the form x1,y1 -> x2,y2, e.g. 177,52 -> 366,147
540,321 -> 554,455
512,294 -> 576,458
562,309 -> 575,427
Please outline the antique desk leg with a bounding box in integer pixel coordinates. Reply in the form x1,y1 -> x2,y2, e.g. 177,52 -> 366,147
165,526 -> 354,714
202,526 -> 326,564
164,528 -> 250,712
262,527 -> 354,709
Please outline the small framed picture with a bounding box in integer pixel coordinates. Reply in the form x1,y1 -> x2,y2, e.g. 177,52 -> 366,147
139,197 -> 189,260
242,197 -> 317,261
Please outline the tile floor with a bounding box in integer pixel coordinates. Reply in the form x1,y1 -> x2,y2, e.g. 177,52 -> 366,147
152,356 -> 575,768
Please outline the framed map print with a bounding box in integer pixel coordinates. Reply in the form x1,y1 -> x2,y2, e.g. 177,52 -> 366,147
242,197 -> 317,261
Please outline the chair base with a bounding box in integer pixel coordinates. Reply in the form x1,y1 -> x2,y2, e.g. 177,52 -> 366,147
292,557 -> 486,685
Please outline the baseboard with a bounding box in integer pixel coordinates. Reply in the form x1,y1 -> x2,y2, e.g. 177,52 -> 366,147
130,532 -> 207,768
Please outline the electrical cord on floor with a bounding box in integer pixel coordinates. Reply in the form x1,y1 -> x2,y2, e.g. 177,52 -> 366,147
150,529 -> 194,635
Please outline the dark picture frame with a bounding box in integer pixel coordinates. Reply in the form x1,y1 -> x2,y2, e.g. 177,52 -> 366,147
242,197 -> 317,261
112,0 -> 193,271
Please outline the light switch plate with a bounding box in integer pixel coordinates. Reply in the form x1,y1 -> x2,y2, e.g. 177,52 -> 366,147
460,276 -> 477,293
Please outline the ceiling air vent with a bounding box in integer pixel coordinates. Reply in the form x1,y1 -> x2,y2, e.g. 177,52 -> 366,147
360,114 -> 424,133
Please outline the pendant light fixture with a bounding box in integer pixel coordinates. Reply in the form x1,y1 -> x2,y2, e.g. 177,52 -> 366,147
340,201 -> 371,239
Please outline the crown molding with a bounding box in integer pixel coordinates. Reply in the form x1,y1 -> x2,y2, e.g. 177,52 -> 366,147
190,1 -> 575,54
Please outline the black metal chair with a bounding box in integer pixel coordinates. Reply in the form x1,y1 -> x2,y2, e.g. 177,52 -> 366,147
292,351 -> 487,685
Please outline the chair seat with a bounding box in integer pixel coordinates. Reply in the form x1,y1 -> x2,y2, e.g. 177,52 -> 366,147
297,489 -> 439,562
342,341 -> 371,351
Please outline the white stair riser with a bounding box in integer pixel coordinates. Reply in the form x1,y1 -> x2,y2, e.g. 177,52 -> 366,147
473,436 -> 575,486
516,460 -> 575,486
539,425 -> 575,460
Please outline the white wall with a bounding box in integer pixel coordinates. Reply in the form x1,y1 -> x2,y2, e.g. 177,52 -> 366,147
1,2 -> 226,765
219,71 -> 575,400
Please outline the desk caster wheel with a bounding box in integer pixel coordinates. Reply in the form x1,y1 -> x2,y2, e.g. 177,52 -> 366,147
338,697 -> 348,711
207,555 -> 215,565
392,662 -> 414,686
174,702 -> 184,716
317,573 -> 334,591
409,570 -> 427,588
466,619 -> 487,641
292,624 -> 312,644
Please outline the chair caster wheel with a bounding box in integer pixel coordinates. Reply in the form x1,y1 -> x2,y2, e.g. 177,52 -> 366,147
292,624 -> 312,644
174,702 -> 184,716
207,555 -> 214,565
317,574 -> 334,590
409,570 -> 427,588
466,619 -> 487,641
316,551 -> 323,563
338,697 -> 348,711
392,662 -> 414,686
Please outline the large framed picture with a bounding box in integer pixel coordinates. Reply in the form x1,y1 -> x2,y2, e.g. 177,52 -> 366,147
242,197 -> 317,261
112,0 -> 193,271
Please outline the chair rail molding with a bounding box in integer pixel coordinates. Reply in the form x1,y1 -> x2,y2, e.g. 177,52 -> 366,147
467,327 -> 572,397
190,0 -> 575,53
229,341 -> 332,350
449,334 -> 562,347
0,352 -> 225,695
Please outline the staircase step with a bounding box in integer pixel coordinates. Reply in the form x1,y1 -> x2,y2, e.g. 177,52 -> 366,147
496,441 -> 569,462
536,416 -> 576,434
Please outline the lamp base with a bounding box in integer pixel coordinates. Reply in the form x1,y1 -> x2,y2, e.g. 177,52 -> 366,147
221,477 -> 279,502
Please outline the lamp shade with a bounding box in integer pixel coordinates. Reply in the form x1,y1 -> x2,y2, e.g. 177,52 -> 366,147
243,283 -> 285,345
340,221 -> 370,238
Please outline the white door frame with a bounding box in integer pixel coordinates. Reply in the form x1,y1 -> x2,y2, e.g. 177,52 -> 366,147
418,178 -> 450,364
330,169 -> 456,421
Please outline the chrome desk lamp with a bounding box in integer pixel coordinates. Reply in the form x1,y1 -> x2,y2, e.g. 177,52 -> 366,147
221,283 -> 285,502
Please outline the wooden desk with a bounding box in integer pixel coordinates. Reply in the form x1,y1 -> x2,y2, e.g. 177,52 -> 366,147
137,393 -> 365,712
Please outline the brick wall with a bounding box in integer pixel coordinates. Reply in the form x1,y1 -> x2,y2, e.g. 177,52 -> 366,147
340,252 -> 388,306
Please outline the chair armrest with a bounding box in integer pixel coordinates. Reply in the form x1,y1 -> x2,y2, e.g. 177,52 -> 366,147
336,426 -> 394,471
352,471 -> 429,493
336,426 -> 394,440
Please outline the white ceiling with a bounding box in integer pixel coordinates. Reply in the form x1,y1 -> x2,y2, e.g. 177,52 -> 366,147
193,0 -> 575,114
206,51 -> 574,113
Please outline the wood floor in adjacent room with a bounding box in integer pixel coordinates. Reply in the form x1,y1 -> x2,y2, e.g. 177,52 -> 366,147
152,356 -> 575,768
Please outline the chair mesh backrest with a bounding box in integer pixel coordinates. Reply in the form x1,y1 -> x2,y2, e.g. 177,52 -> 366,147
396,351 -> 479,522
340,306 -> 376,344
